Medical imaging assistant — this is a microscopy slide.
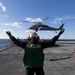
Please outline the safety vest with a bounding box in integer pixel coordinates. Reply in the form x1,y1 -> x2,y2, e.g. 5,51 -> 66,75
23,42 -> 44,68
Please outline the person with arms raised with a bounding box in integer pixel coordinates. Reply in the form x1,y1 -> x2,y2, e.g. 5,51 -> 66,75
6,30 -> 64,75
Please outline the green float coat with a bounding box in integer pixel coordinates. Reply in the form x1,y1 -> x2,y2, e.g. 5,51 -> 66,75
23,42 -> 44,68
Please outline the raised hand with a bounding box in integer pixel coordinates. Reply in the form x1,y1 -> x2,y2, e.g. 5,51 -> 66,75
59,29 -> 65,34
6,31 -> 11,36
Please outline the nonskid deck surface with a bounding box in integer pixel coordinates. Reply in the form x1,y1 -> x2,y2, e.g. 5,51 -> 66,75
0,43 -> 75,75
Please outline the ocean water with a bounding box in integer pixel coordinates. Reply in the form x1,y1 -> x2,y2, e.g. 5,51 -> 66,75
0,39 -> 75,50
0,39 -> 12,49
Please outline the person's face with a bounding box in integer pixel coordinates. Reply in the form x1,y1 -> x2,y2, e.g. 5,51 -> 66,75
29,32 -> 39,44
30,37 -> 39,44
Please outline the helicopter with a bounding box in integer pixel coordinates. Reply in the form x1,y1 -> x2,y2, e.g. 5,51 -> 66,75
21,17 -> 64,32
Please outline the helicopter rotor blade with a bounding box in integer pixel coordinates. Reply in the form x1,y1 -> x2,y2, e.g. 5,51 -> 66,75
20,17 -> 49,24
43,17 -> 49,22
20,20 -> 38,24
20,20 -> 30,23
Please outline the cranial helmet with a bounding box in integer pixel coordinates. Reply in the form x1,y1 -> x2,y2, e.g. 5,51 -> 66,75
28,32 -> 39,40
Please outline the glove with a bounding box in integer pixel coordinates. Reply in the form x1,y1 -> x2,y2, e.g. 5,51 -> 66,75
6,31 -> 11,37
59,29 -> 65,34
